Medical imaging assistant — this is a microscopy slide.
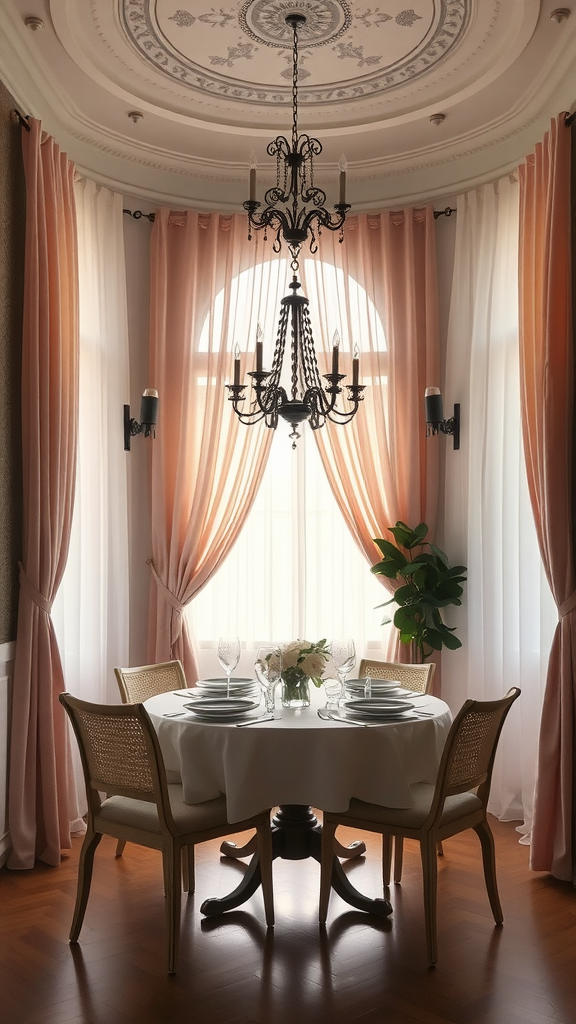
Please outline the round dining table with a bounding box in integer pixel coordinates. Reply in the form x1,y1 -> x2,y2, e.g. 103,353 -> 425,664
145,684 -> 452,918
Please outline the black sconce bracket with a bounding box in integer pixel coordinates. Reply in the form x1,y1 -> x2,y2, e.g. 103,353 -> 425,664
426,403 -> 460,450
124,405 -> 143,451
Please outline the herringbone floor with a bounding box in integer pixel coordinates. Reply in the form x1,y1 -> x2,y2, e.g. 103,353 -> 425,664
1,817 -> 575,1024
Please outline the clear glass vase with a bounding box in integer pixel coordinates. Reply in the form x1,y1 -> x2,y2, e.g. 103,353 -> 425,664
281,674 -> 311,709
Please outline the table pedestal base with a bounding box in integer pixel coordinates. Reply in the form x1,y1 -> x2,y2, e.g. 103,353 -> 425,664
200,804 -> 392,919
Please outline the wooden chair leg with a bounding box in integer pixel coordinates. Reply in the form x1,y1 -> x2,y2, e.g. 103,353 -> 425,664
474,819 -> 503,924
319,819 -> 337,924
392,837 -> 442,885
70,830 -> 102,942
163,842 -> 182,975
257,824 -> 275,927
382,835 -> 393,886
393,836 -> 404,883
115,839 -> 126,858
420,833 -> 439,967
181,847 -> 195,893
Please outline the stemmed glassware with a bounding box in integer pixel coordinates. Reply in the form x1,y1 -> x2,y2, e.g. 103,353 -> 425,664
326,639 -> 356,709
254,646 -> 282,714
217,637 -> 241,699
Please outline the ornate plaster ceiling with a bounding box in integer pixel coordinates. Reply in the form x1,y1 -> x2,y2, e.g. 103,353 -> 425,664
0,0 -> 575,208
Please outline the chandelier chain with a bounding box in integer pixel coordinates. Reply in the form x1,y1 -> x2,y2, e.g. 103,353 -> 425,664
292,25 -> 299,153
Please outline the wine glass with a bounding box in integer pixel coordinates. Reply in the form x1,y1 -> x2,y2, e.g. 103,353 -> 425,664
217,637 -> 241,699
254,646 -> 282,714
327,639 -> 356,708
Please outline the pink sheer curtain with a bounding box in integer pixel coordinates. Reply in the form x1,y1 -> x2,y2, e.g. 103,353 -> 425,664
8,121 -> 80,868
308,209 -> 440,665
518,116 -> 575,881
147,210 -> 273,681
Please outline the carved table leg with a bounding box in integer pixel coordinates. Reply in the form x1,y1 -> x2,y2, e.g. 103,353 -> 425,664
220,834 -> 258,859
200,804 -> 391,919
333,837 -> 366,859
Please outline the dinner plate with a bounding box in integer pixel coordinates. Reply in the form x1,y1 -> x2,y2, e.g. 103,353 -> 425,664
345,682 -> 416,698
196,678 -> 258,696
183,697 -> 260,720
342,697 -> 416,716
331,707 -> 418,725
197,677 -> 254,688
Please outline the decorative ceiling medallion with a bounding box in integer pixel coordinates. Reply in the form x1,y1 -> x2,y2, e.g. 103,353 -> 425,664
239,1 -> 351,49
119,1 -> 469,106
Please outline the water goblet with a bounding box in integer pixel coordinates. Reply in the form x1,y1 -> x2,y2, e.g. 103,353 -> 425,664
323,676 -> 343,712
218,637 -> 241,699
328,639 -> 356,707
254,646 -> 282,714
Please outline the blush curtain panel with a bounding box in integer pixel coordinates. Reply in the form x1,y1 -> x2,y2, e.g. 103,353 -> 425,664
307,209 -> 441,664
518,115 -> 575,882
147,210 -> 275,682
8,121 -> 80,868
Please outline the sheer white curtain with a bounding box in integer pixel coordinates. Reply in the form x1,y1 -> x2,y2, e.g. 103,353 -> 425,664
442,177 -> 556,833
53,180 -> 130,800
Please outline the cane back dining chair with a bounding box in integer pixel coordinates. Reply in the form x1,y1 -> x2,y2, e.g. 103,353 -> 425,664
114,659 -> 187,703
358,659 -> 435,695
60,692 -> 274,974
319,687 -> 520,966
114,660 -> 189,867
358,658 -> 436,882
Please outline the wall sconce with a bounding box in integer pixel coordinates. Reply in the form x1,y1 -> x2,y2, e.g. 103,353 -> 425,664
424,387 -> 460,450
124,389 -> 159,451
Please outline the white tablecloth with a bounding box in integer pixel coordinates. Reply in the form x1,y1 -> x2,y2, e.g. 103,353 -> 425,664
145,686 -> 452,823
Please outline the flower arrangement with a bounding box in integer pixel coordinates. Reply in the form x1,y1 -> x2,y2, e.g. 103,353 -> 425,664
261,639 -> 331,706
280,639 -> 331,689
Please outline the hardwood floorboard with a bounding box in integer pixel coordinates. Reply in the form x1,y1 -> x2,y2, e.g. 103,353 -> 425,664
1,818 -> 576,1024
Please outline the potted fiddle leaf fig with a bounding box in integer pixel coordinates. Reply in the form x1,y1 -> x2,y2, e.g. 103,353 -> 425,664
371,521 -> 467,662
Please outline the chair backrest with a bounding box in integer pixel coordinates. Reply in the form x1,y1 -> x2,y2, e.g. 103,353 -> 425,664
59,692 -> 177,832
114,660 -> 187,703
426,687 -> 521,826
358,659 -> 435,694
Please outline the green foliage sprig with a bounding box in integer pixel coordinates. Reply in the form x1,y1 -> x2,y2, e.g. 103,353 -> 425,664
371,521 -> 467,662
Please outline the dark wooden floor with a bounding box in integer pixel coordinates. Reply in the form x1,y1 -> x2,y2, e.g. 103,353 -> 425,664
1,816 -> 576,1024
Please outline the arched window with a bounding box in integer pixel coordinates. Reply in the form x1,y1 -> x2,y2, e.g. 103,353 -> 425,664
188,258 -> 389,675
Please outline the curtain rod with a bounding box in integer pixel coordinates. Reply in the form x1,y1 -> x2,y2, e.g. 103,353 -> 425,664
123,206 -> 457,224
123,208 -> 155,222
13,109 -> 31,131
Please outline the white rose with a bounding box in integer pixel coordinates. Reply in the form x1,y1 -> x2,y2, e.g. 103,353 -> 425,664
300,651 -> 326,678
282,641 -> 305,669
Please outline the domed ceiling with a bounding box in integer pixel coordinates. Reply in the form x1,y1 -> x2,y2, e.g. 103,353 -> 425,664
0,0 -> 575,208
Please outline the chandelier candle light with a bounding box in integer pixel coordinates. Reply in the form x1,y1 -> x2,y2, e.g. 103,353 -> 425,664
226,12 -> 365,447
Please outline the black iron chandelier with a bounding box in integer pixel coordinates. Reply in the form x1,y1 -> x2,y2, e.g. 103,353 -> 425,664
226,12 -> 365,447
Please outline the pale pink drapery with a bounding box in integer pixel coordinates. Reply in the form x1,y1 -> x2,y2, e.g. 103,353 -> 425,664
308,209 -> 440,665
518,116 -> 575,881
147,210 -> 273,681
8,121 -> 79,868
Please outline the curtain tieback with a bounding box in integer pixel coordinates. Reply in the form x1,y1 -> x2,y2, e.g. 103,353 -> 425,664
18,562 -> 52,614
148,560 -> 185,648
559,591 -> 576,618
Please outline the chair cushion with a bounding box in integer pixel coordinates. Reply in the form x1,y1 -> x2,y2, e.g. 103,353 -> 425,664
342,783 -> 483,830
97,785 -> 229,836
